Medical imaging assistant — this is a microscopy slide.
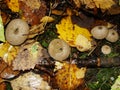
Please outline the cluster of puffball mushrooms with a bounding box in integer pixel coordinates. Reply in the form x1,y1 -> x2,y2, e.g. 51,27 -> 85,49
91,25 -> 119,55
4,19 -> 71,62
5,18 -> 119,61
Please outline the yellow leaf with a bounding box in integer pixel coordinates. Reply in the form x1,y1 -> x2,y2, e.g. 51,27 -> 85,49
40,16 -> 55,23
93,0 -> 115,9
56,16 -> 92,47
0,15 -> 5,42
55,63 -> 86,90
0,42 -> 19,65
6,0 -> 19,12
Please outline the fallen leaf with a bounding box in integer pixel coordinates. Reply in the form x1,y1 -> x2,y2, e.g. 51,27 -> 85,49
73,0 -> 115,10
56,15 -> 92,47
0,15 -> 5,42
93,0 -> 115,9
0,58 -> 20,79
40,16 -> 55,23
55,62 -> 86,90
0,42 -> 19,65
5,0 -> 19,12
0,82 -> 6,90
51,10 -> 67,15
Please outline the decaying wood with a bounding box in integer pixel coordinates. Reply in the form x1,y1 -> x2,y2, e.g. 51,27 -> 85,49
74,57 -> 120,68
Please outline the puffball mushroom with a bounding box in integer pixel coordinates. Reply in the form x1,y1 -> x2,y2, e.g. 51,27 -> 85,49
48,39 -> 71,61
5,19 -> 29,45
91,25 -> 109,39
101,45 -> 112,55
105,29 -> 119,42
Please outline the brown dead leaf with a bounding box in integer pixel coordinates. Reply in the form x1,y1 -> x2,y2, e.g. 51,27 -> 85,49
0,78 -> 5,84
73,0 -> 81,8
0,58 -> 8,74
0,82 -> 6,90
51,9 -> 67,15
12,42 -> 45,71
108,6 -> 120,15
0,58 -> 20,79
28,23 -> 45,39
19,0 -> 47,25
73,0 -> 115,10
81,0 -> 95,8
0,66 -> 20,79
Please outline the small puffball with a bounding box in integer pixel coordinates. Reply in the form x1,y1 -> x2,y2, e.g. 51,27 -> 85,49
101,45 -> 111,55
91,26 -> 109,39
105,29 -> 119,42
5,19 -> 29,45
48,39 -> 71,61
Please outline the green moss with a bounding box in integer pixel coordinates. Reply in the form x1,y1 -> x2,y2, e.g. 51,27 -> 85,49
86,68 -> 120,90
